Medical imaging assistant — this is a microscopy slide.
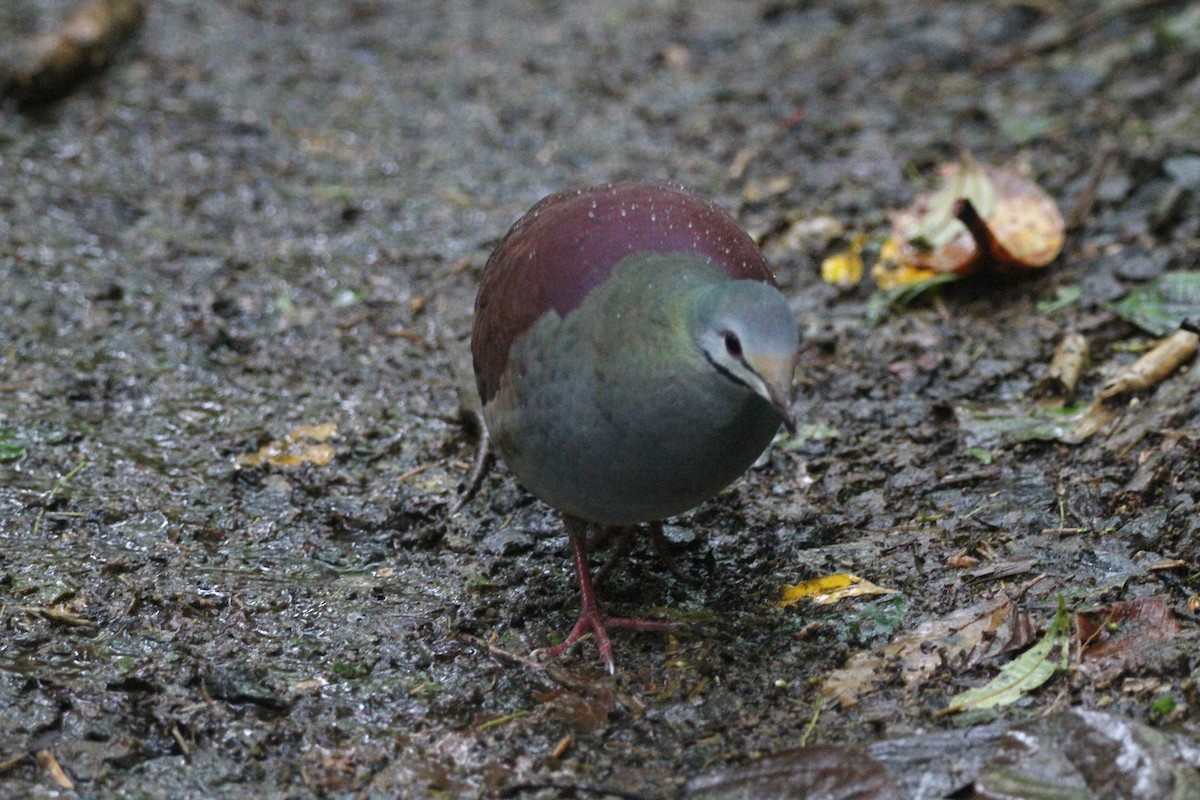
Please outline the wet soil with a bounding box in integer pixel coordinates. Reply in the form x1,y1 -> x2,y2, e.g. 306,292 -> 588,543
2,1 -> 1199,798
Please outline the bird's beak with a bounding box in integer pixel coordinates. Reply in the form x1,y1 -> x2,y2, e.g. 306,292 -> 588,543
746,353 -> 797,434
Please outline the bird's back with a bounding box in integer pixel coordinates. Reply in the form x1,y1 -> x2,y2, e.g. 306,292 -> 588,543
471,182 -> 776,406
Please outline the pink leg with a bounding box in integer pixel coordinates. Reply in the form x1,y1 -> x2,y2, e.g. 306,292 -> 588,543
539,516 -> 681,673
591,525 -> 635,586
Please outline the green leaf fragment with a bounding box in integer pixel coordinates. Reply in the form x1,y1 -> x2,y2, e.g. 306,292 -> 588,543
866,272 -> 960,324
1036,285 -> 1082,315
954,402 -> 1088,449
966,447 -> 993,464
1109,271 -> 1200,336
946,597 -> 1071,713
0,427 -> 26,462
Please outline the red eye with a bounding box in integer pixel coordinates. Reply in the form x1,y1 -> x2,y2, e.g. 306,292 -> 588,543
723,331 -> 742,358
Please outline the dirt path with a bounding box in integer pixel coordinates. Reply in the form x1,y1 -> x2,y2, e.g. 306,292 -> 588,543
2,1 -> 1198,797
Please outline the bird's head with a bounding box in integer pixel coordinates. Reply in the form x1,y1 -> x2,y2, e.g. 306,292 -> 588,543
694,281 -> 800,433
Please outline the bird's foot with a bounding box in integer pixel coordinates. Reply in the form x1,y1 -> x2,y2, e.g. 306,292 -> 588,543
537,609 -> 684,674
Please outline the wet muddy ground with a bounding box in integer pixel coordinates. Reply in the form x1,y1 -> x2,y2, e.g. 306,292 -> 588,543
2,1 -> 1199,798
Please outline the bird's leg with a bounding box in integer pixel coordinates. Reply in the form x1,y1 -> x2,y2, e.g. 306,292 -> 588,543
538,515 -> 684,673
591,525 -> 636,586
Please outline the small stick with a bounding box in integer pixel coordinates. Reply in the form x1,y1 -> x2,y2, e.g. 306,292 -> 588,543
953,197 -> 996,266
447,409 -> 490,515
1033,332 -> 1089,406
1097,329 -> 1199,402
19,605 -> 98,629
35,750 -> 74,790
2,0 -> 146,107
0,753 -> 30,775
549,734 -> 573,760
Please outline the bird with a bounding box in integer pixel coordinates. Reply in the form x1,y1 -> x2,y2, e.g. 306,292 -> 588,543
471,182 -> 799,671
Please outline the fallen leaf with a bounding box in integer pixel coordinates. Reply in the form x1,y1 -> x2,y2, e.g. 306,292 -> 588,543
823,595 -> 1030,707
948,553 -> 980,569
1035,284 -> 1082,315
778,573 -> 895,607
1074,596 -> 1180,685
876,156 -> 1064,288
867,269 -> 957,324
954,401 -> 1087,449
237,423 -> 338,468
1109,270 -> 1200,336
907,154 -> 996,251
976,708 -> 1200,800
944,597 -> 1070,714
685,743 -> 897,800
820,233 -> 866,288
871,238 -> 942,290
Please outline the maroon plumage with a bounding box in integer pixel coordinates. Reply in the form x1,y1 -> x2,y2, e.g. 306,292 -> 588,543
472,182 -> 775,404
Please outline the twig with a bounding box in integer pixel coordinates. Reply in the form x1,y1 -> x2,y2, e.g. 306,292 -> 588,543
1096,329 -> 1199,402
1,0 -> 146,108
35,750 -> 74,790
171,725 -> 191,761
549,734 -> 573,760
798,697 -> 826,747
481,639 -> 597,695
0,753 -> 31,775
952,198 -> 995,266
447,407 -> 490,516
19,605 -> 98,629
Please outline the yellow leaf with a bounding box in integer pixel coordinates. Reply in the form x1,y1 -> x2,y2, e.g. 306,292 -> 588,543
820,233 -> 866,288
289,422 -> 337,441
871,239 -> 940,290
237,423 -> 339,468
778,572 -> 894,608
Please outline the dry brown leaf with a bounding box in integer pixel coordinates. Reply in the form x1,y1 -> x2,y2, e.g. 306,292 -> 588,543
1074,596 -> 1181,685
964,167 -> 1065,269
822,595 -> 1030,707
876,158 -> 1065,288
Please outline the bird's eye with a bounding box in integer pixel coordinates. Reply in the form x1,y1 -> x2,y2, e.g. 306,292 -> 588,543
723,331 -> 742,358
